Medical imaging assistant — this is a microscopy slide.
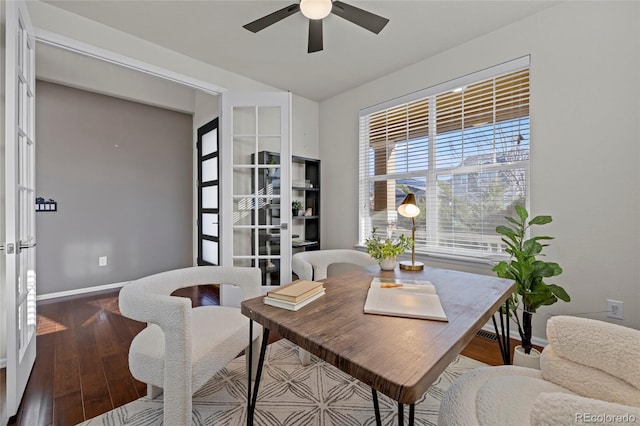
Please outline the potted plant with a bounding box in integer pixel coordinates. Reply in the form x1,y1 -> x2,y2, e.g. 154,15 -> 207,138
292,200 -> 303,217
492,205 -> 570,365
365,227 -> 412,270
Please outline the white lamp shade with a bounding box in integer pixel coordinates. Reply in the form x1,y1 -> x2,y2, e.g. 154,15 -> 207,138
300,0 -> 333,20
398,193 -> 420,218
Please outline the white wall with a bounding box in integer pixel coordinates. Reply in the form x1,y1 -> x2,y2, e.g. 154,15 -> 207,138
320,1 -> 640,340
37,43 -> 197,114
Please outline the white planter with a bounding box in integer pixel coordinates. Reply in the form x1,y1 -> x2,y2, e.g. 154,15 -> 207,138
380,257 -> 397,271
513,345 -> 541,369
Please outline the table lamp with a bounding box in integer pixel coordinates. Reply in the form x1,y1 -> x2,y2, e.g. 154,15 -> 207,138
397,193 -> 424,271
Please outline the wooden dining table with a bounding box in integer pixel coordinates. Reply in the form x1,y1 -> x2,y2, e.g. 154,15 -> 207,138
241,265 -> 514,426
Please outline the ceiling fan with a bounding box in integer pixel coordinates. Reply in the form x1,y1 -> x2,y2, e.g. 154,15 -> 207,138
243,0 -> 389,53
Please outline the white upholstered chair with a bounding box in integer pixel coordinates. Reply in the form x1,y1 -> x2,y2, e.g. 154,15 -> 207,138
438,316 -> 640,426
119,266 -> 262,425
292,249 -> 377,281
292,249 -> 377,365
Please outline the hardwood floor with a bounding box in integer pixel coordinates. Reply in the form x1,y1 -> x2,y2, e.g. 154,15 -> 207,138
9,286 -> 521,426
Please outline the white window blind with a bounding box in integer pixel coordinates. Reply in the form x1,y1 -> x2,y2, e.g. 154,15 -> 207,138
359,58 -> 530,260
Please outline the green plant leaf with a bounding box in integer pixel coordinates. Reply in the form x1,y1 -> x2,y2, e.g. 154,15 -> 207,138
523,239 -> 543,256
492,262 -> 514,279
496,225 -> 516,238
548,284 -> 571,302
504,216 -> 522,227
515,205 -> 528,222
529,235 -> 554,241
529,215 -> 552,226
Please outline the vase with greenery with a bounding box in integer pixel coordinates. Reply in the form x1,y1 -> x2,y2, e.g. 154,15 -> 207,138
365,227 -> 412,270
292,200 -> 303,217
492,205 -> 570,355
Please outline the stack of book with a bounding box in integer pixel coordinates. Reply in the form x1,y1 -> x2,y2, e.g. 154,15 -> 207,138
364,277 -> 448,321
263,280 -> 325,311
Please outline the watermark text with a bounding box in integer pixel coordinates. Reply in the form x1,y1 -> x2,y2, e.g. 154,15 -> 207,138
576,413 -> 637,424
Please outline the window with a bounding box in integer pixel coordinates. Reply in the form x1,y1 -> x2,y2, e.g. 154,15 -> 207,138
359,58 -> 530,260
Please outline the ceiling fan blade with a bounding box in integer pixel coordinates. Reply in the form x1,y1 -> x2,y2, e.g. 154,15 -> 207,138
243,3 -> 300,33
331,1 -> 389,34
308,19 -> 323,53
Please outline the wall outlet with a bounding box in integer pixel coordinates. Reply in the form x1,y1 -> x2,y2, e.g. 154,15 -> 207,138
606,299 -> 623,320
98,256 -> 108,267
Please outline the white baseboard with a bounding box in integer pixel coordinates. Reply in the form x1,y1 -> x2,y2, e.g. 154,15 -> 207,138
480,323 -> 548,348
36,281 -> 128,301
0,359 -> 5,369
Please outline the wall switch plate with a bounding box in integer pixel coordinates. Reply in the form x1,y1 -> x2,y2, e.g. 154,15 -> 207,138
99,256 -> 108,267
606,299 -> 623,320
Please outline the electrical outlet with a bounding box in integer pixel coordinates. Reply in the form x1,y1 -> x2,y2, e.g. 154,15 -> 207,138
607,299 -> 623,320
98,256 -> 108,267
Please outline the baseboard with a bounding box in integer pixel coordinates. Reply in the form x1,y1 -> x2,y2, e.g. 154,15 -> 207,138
0,359 -> 5,369
36,281 -> 128,301
480,323 -> 548,348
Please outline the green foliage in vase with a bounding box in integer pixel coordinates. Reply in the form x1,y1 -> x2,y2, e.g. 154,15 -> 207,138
365,227 -> 412,265
492,205 -> 570,354
292,200 -> 303,210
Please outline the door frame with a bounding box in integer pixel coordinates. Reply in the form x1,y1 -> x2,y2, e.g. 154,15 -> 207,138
34,28 -> 226,96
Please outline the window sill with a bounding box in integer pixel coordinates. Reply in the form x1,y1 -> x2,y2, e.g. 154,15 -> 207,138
354,244 -> 508,271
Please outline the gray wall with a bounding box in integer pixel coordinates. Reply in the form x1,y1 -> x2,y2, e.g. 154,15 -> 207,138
36,81 -> 193,295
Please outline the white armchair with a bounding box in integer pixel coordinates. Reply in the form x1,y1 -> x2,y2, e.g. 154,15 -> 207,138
292,249 -> 377,365
119,266 -> 262,425
292,249 -> 377,281
438,316 -> 640,426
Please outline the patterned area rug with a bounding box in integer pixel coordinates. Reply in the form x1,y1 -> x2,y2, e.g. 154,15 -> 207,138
81,339 -> 485,425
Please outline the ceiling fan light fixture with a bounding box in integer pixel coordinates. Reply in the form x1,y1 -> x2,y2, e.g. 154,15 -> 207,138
300,0 -> 332,20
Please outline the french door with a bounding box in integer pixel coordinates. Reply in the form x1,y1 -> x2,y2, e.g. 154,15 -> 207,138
221,92 -> 291,301
197,118 -> 220,266
4,0 -> 37,417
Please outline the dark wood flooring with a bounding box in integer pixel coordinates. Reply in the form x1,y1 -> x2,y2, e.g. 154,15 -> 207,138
8,285 -> 521,426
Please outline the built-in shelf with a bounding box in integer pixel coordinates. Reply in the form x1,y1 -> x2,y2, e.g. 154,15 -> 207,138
292,186 -> 320,191
254,151 -> 321,286
292,240 -> 319,248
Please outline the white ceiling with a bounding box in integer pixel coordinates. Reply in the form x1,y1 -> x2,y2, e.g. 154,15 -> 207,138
42,1 -> 556,102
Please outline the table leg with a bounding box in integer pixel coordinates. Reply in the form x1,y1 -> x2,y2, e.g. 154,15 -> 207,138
371,389 -> 382,426
396,402 -> 415,425
246,324 -> 270,426
492,299 -> 511,365
247,320 -> 253,426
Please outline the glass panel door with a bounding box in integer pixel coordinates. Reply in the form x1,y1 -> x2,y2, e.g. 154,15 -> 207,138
197,118 -> 219,265
5,0 -> 37,416
221,93 -> 291,289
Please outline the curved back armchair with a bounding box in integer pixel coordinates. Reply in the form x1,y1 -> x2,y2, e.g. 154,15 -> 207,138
119,266 -> 261,425
438,316 -> 640,426
292,249 -> 377,281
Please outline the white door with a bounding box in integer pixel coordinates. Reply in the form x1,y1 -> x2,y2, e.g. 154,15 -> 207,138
221,92 -> 291,301
4,0 -> 37,417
